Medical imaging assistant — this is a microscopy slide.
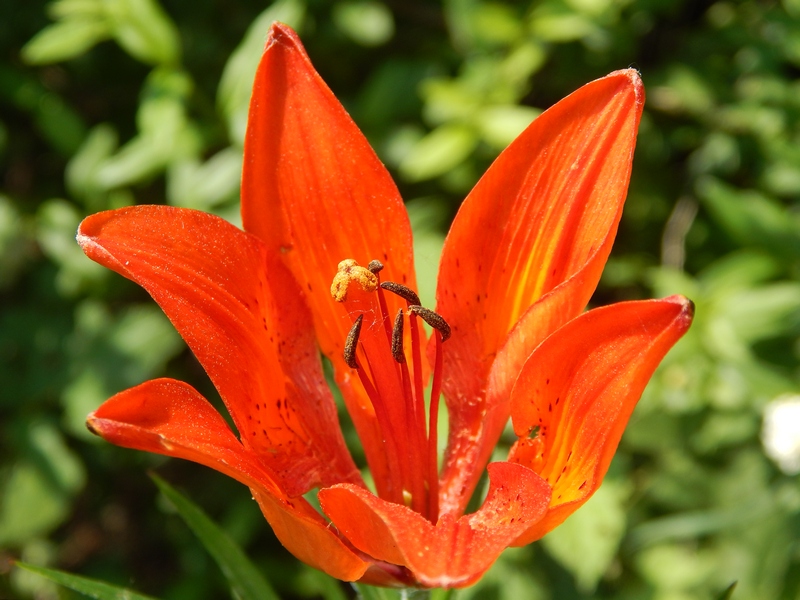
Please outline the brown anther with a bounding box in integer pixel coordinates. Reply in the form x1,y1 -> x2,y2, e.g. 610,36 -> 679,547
367,259 -> 384,274
380,281 -> 421,306
391,309 -> 405,363
409,305 -> 451,341
344,315 -> 363,368
331,259 -> 378,302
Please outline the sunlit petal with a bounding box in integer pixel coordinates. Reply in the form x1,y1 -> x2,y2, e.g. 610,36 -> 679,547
509,296 -> 694,543
88,379 -> 370,581
78,206 -> 359,494
435,70 -> 645,515
319,462 -> 551,588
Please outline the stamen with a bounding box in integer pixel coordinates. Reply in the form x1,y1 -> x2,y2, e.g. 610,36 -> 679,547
391,309 -> 405,363
407,311 -> 429,516
408,306 -> 451,341
372,263 -> 394,346
380,281 -> 421,306
344,314 -> 363,368
427,333 -> 444,522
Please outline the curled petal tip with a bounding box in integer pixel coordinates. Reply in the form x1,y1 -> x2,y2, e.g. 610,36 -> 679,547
602,68 -> 645,110
678,294 -> 695,315
614,67 -> 642,82
85,414 -> 101,437
266,21 -> 302,49
76,213 -> 98,243
663,294 -> 695,320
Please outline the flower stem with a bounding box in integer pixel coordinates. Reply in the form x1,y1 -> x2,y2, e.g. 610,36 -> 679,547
352,584 -> 440,600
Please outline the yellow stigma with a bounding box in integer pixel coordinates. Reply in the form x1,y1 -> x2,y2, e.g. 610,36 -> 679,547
330,259 -> 378,302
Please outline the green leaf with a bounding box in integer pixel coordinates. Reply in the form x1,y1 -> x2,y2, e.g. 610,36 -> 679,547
36,199 -> 107,296
399,124 -> 478,182
0,195 -> 31,288
717,582 -> 737,600
21,18 -> 110,64
0,422 -> 86,545
95,90 -> 198,189
150,474 -> 280,600
352,584 -> 430,599
49,0 -> 106,19
294,567 -> 349,600
332,1 -> 395,47
541,480 -> 629,593
217,0 -> 306,145
407,197 -> 447,309
475,105 -> 539,150
66,123 -> 119,204
636,544 -> 717,592
529,10 -> 598,43
467,2 -> 523,46
697,177 -> 800,262
104,0 -> 181,65
15,562 -> 159,600
167,147 -> 242,210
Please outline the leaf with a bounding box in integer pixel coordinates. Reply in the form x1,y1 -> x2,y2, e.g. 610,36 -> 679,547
717,582 -> 737,600
216,0 -> 306,144
332,1 -> 395,47
104,0 -> 180,65
167,147 -> 242,210
0,422 -> 86,545
399,124 -> 478,182
351,584 -> 404,599
21,18 -> 110,64
406,196 -> 447,308
15,562 -> 159,600
36,199 -> 107,296
294,567 -> 349,600
697,177 -> 800,261
540,480 -> 629,593
150,474 -> 280,600
49,0 -> 106,19
475,105 -> 540,150
65,123 -> 119,204
95,94 -> 197,189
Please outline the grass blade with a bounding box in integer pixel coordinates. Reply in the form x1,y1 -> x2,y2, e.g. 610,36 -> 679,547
15,562 -> 159,600
150,473 -> 279,600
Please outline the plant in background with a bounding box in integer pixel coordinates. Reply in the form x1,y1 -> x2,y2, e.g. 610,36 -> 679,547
75,23 -> 692,590
7,0 -> 800,598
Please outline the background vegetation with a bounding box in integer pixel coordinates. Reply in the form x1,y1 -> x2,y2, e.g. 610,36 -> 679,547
2,0 -> 800,598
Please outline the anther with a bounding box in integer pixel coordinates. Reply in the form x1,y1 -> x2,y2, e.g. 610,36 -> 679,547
409,306 -> 451,341
380,281 -> 421,306
344,315 -> 363,368
391,309 -> 405,363
368,259 -> 384,274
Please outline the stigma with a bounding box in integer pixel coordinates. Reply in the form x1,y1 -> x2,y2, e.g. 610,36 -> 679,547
330,259 -> 377,301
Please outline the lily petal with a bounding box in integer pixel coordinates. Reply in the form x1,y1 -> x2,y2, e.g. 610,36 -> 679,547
77,205 -> 359,494
508,296 -> 694,544
319,462 -> 551,588
241,23 -> 417,486
88,379 -> 369,582
435,70 -> 644,515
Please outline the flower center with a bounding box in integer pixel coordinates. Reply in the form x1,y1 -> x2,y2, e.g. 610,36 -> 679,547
330,258 -> 448,522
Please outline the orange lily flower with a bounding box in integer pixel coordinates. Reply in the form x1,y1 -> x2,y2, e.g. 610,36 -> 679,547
78,23 -> 693,588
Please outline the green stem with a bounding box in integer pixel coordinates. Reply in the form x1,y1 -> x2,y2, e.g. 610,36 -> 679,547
352,584 -> 443,600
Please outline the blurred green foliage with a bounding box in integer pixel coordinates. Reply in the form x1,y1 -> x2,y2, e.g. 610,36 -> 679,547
2,0 -> 800,599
